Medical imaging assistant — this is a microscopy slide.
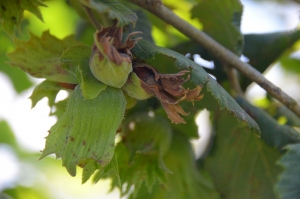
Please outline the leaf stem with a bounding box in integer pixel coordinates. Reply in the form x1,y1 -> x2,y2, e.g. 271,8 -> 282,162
127,0 -> 300,118
82,5 -> 103,30
224,66 -> 243,97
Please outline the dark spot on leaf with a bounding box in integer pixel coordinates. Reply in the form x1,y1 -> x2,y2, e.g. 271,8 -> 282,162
11,16 -> 17,24
1,4 -> 6,12
98,160 -> 103,164
82,140 -> 86,146
70,136 -> 75,141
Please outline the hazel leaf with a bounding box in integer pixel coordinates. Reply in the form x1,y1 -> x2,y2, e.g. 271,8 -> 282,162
29,80 -> 62,108
40,85 -> 126,176
82,155 -> 120,186
0,0 -> 45,37
106,113 -> 173,196
79,0 -> 137,27
276,144 -> 300,199
130,133 -> 220,199
60,44 -> 107,99
191,0 -> 243,55
204,110 -> 282,199
132,39 -> 259,132
7,31 -> 78,83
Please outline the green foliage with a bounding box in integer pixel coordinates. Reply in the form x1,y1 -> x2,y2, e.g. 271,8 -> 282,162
0,0 -> 45,37
40,86 -> 126,176
236,97 -> 300,149
191,0 -> 243,54
7,31 -> 78,83
276,144 -> 300,199
79,0 -> 137,26
29,80 -> 62,108
60,44 -> 107,99
204,110 -> 283,199
1,0 -> 300,198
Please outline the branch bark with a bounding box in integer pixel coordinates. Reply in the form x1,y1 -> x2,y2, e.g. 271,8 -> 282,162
127,0 -> 300,118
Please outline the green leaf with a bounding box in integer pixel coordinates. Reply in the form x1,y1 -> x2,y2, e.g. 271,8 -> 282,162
82,155 -> 120,186
79,0 -> 137,27
118,113 -> 172,195
241,30 -> 300,89
132,40 -> 208,82
132,39 -> 259,132
236,97 -> 299,149
0,120 -> 18,149
122,113 -> 172,159
0,0 -> 45,37
60,44 -> 107,99
123,10 -> 154,43
276,144 -> 300,199
132,132 -> 220,199
40,85 -> 126,176
191,0 -> 243,54
0,31 -> 33,93
29,80 -> 62,108
193,75 -> 260,134
7,31 -> 78,83
155,104 -> 200,138
204,110 -> 283,199
275,105 -> 300,127
50,98 -> 69,118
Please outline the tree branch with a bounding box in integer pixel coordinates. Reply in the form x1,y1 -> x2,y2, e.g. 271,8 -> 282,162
127,0 -> 300,118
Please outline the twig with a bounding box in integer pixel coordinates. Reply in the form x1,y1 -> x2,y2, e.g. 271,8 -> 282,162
224,66 -> 243,97
127,0 -> 300,118
82,5 -> 102,30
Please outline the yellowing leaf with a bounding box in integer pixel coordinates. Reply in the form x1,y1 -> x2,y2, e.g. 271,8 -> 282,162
7,31 -> 78,83
40,85 -> 126,176
0,0 -> 46,36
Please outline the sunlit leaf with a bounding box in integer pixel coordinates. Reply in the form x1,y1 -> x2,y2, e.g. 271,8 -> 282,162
7,31 -> 78,83
204,110 -> 282,199
60,44 -> 107,99
40,85 -> 126,176
0,31 -> 33,93
0,120 -> 18,149
50,98 -> 69,118
0,0 -> 45,36
276,144 -> 300,199
29,80 -> 62,108
79,0 -> 137,27
82,155 -> 120,186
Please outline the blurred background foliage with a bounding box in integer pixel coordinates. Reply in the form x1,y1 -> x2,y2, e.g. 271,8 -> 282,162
1,0 -> 300,198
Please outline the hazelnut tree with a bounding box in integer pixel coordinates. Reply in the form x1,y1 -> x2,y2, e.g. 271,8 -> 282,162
1,0 -> 300,198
